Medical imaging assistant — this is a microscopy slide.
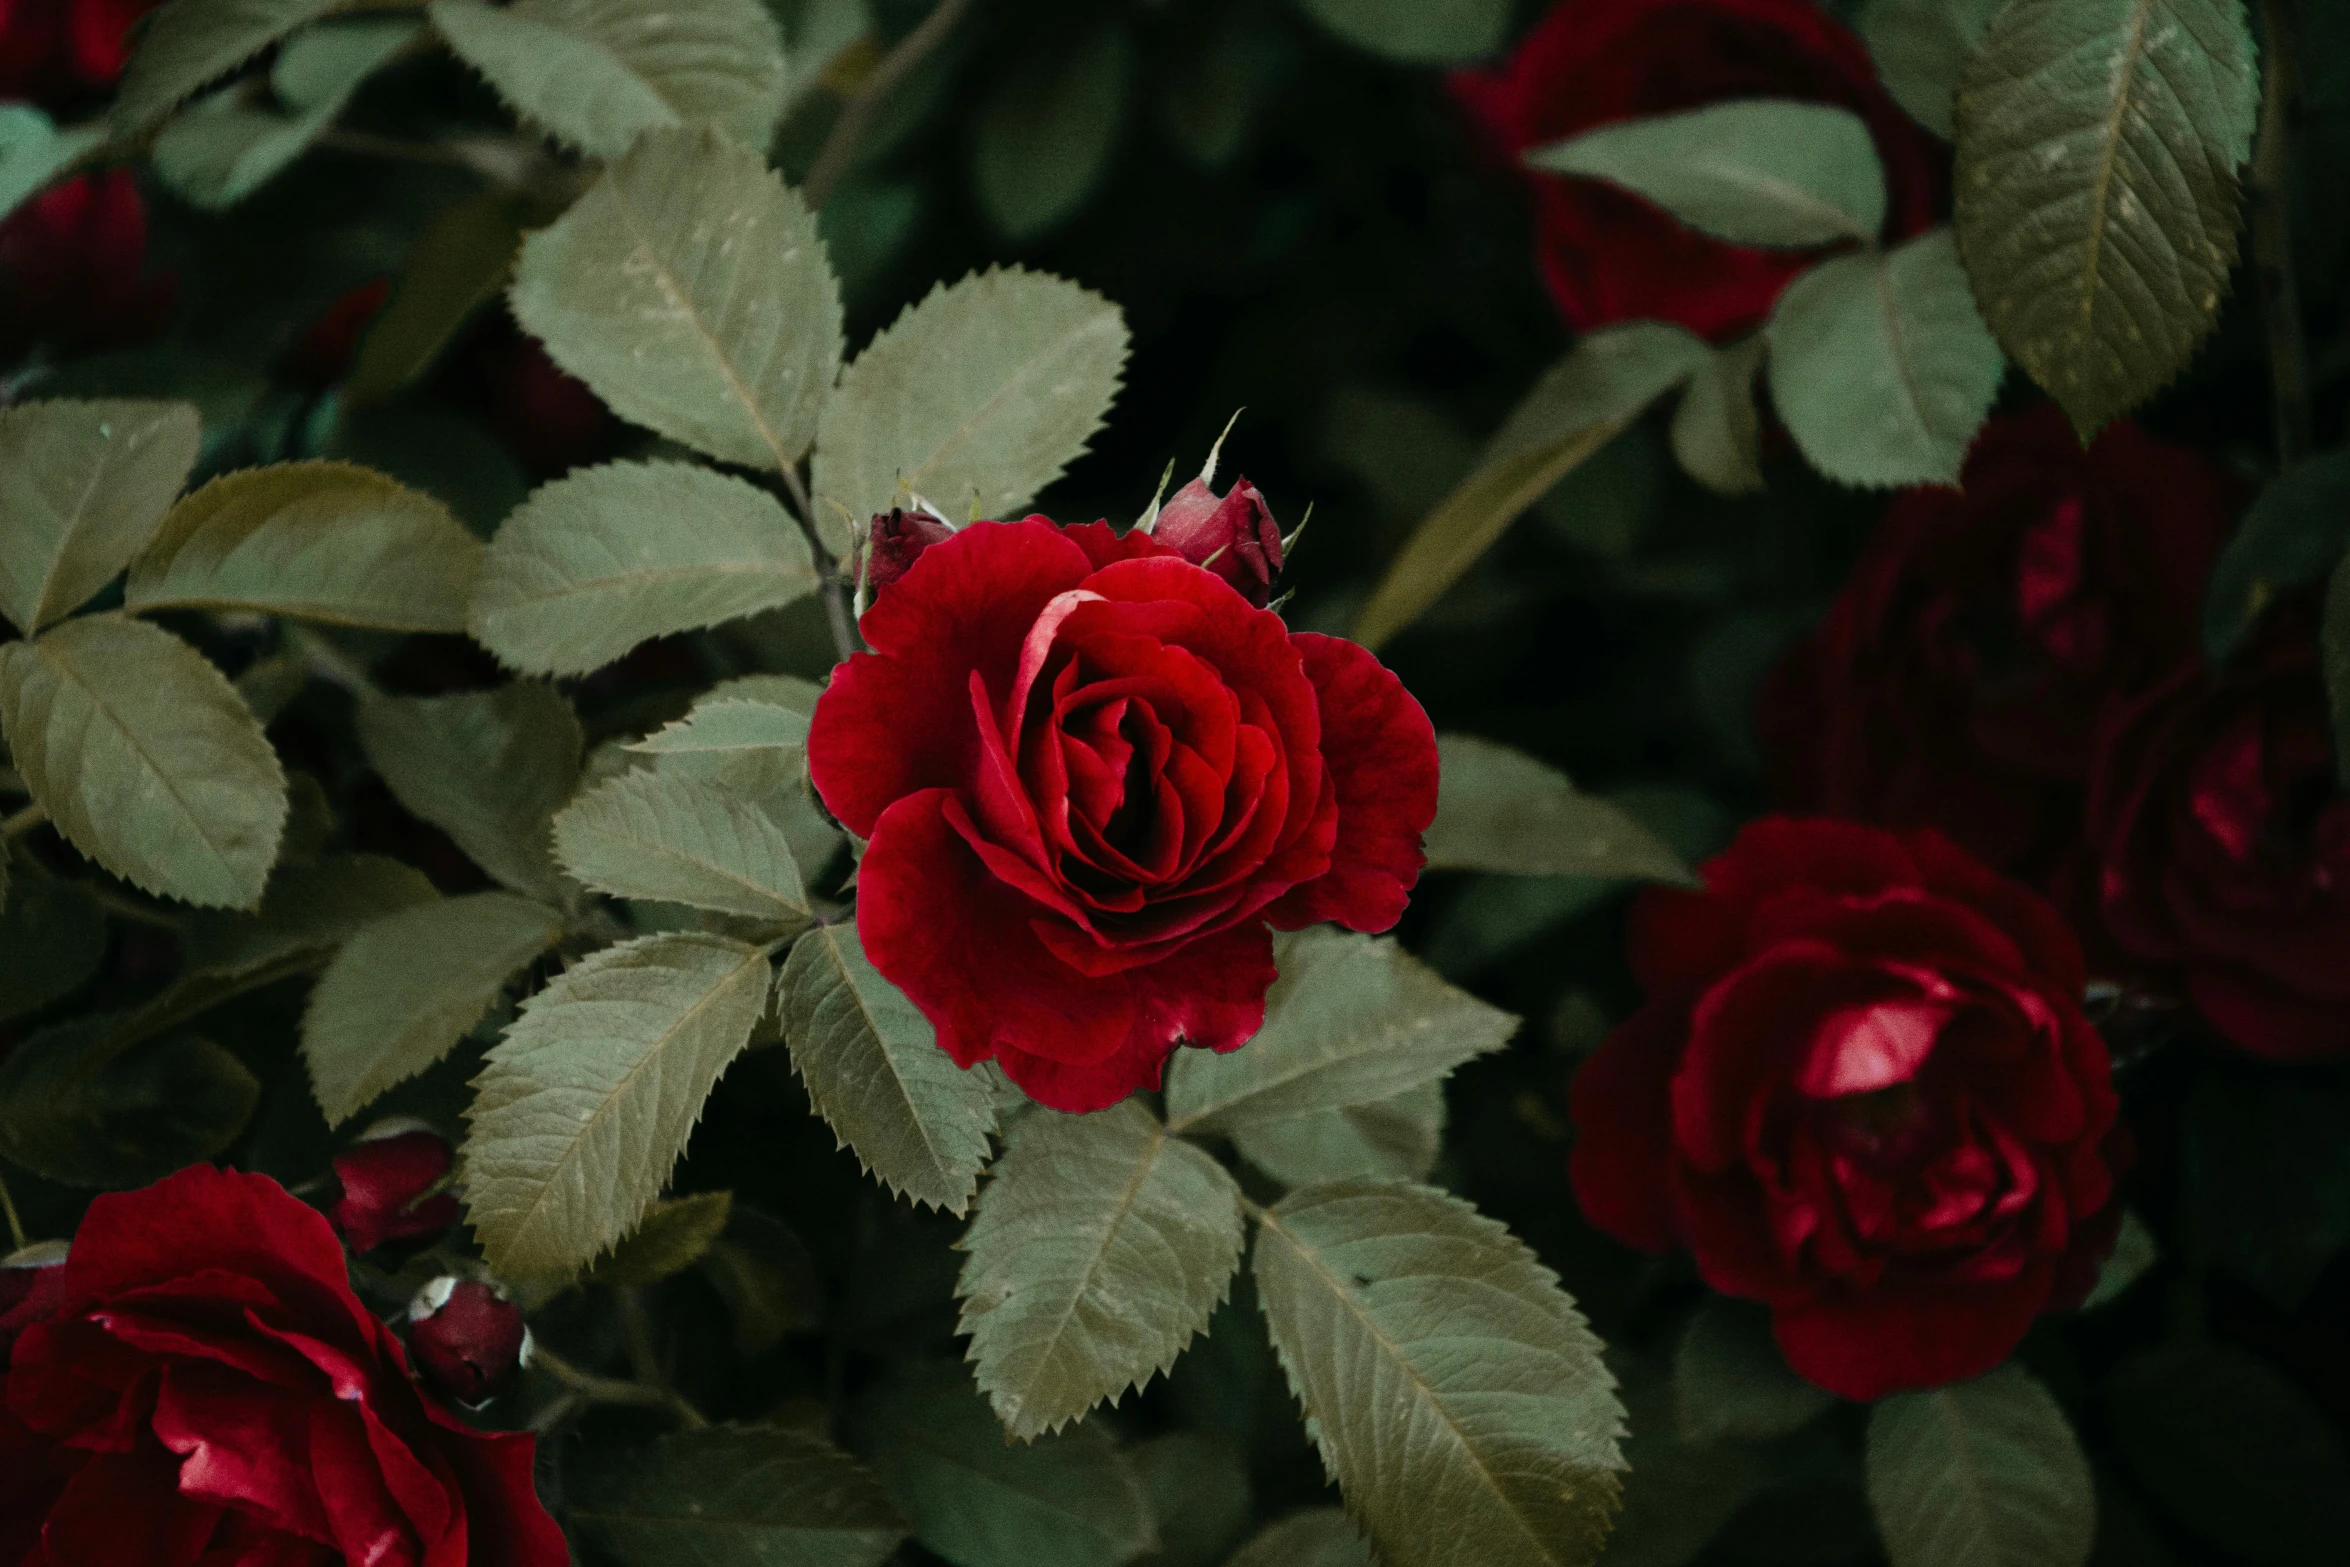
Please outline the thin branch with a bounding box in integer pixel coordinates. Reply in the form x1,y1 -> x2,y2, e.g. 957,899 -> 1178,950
617,1289 -> 710,1430
314,128 -> 546,191
0,1171 -> 28,1253
2251,0 -> 2312,468
1,803 -> 46,841
803,0 -> 982,209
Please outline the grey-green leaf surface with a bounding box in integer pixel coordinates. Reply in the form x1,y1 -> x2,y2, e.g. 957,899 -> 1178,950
1860,0 -> 2004,138
852,1360 -> 1158,1567
588,1190 -> 735,1288
0,399 -> 201,633
2203,450 -> 2350,659
431,0 -> 786,161
1528,100 -> 1886,248
1225,1510 -> 1371,1567
1353,322 -> 1706,649
355,683 -> 580,901
0,615 -> 286,909
1164,926 -> 1516,1135
1292,0 -> 1511,64
973,25 -> 1133,241
1426,734 -> 1694,882
465,931 -> 771,1276
1598,1381 -> 1773,1567
470,460 -> 818,676
0,857 -> 106,1021
957,1100 -> 1246,1440
0,1014 -> 259,1188
626,698 -> 811,760
1865,1365 -> 2094,1567
1132,1432 -> 1252,1567
1766,227 -> 2004,487
556,768 -> 808,923
812,267 -> 1129,554
569,1423 -> 908,1567
1228,1078 -> 1445,1190
127,460 -> 480,631
1953,0 -> 2259,436
1672,1297 -> 1834,1445
1,107 -> 103,223
1669,334 -> 1766,496
303,891 -> 564,1126
2080,1207 -> 2159,1310
509,128 -> 841,471
1252,1181 -> 1626,1567
777,923 -> 997,1215
345,188 -> 540,408
113,0 -> 346,132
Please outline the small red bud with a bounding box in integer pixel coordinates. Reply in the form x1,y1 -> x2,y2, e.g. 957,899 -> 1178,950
328,1125 -> 460,1254
407,1278 -> 531,1405
1151,477 -> 1282,608
864,508 -> 956,602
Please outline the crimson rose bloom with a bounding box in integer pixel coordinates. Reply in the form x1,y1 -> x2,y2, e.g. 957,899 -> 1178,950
808,515 -> 1438,1111
2086,619 -> 2350,1061
0,168 -> 175,365
1571,819 -> 2122,1399
1761,406 -> 2233,877
0,0 -> 163,106
1450,0 -> 1947,341
0,1166 -> 565,1566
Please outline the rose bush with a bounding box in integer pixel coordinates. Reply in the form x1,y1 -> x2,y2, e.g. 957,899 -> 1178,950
1569,818 -> 2122,1399
1760,405 -> 2234,878
0,168 -> 174,364
0,1166 -> 564,1566
808,513 -> 1438,1111
1449,0 -> 1947,341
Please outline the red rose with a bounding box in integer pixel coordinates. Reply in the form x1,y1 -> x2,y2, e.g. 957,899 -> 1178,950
808,515 -> 1438,1111
1449,0 -> 1948,341
862,506 -> 957,600
0,168 -> 176,365
0,0 -> 163,106
327,1125 -> 461,1253
1150,475 -> 1283,609
407,1279 -> 530,1406
2086,618 -> 2350,1061
1760,406 -> 2233,878
1570,819 -> 2122,1399
0,1166 -> 566,1566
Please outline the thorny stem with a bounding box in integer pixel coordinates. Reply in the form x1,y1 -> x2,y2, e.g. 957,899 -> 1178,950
803,0 -> 983,209
2251,0 -> 2313,468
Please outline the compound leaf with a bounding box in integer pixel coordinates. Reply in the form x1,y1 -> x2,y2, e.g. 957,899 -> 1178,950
1227,1079 -> 1446,1191
555,768 -> 809,923
355,683 -> 581,901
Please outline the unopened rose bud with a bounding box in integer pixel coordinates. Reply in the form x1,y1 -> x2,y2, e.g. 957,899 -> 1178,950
407,1277 -> 531,1405
328,1123 -> 460,1254
1150,477 -> 1282,608
864,507 -> 956,601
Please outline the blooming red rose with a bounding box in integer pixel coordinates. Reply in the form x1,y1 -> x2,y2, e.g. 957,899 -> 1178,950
407,1280 -> 529,1407
0,0 -> 163,106
1450,0 -> 1948,341
0,1165 -> 565,1566
1150,475 -> 1283,609
808,515 -> 1438,1111
327,1125 -> 460,1254
2086,618 -> 2350,1062
1760,406 -> 2234,878
1570,819 -> 2122,1399
0,168 -> 176,365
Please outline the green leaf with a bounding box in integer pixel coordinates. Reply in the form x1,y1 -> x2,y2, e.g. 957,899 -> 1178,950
957,1099 -> 1246,1440
470,460 -> 819,677
1529,101 -> 1886,248
125,460 -> 480,631
775,0 -> 870,110
1228,1079 -> 1445,1190
1952,0 -> 2259,435
0,1014 -> 259,1188
1352,323 -> 1705,649
510,127 -> 842,471
151,19 -> 419,208
1252,1181 -> 1626,1567
344,189 -> 542,407
431,0 -> 787,160
1866,1365 -> 2094,1567
1425,734 -> 1695,882
1672,1297 -> 1833,1445
1225,1511 -> 1370,1567
589,1189 -> 736,1287
0,857 -> 105,1021
2329,551 -> 2350,786
113,0 -> 345,132
569,1423 -> 908,1567
699,1205 -> 825,1355
776,923 -> 998,1215
0,399 -> 202,634
626,698 -> 811,760
1669,334 -> 1766,496
1598,1382 -> 1773,1567
0,107 -> 103,223
302,891 -> 564,1126
1131,1433 -> 1251,1567
1164,927 -> 1517,1135
556,768 -> 809,923
852,1360 -> 1158,1567
1292,0 -> 1511,64
1860,0 -> 2005,139
2204,451 -> 2350,659
2079,1207 -> 2160,1310
812,267 -> 1130,555
355,683 -> 581,901
465,931 -> 772,1277
973,25 -> 1132,241
0,615 -> 286,909
1765,227 -> 2005,488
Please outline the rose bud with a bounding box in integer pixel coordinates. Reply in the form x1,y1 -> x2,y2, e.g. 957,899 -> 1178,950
1150,476 -> 1283,608
328,1123 -> 461,1254
864,506 -> 957,600
408,1277 -> 532,1405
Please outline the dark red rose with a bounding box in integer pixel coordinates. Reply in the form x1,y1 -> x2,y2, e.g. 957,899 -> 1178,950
2086,618 -> 2350,1061
0,168 -> 176,364
808,516 -> 1439,1111
863,506 -> 956,600
1449,0 -> 1948,342
327,1125 -> 461,1253
0,0 -> 162,106
1571,819 -> 2122,1399
1150,475 -> 1283,609
407,1279 -> 529,1406
0,1165 -> 565,1565
1761,406 -> 2234,878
